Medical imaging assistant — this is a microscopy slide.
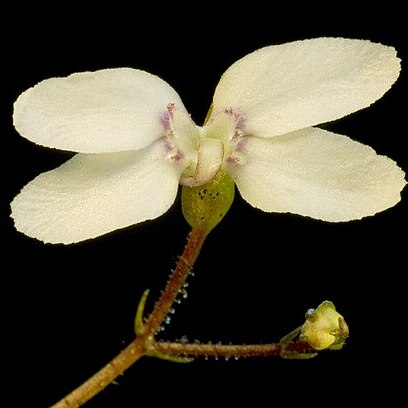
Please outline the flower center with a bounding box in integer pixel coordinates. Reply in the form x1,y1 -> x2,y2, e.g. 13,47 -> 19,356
161,104 -> 247,187
180,137 -> 224,187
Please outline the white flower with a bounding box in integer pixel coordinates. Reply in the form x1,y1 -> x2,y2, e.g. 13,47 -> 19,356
11,38 -> 406,244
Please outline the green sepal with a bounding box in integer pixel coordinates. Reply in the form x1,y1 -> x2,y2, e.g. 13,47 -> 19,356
135,289 -> 150,335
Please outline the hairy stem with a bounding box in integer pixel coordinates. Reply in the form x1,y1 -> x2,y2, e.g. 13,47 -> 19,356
51,339 -> 144,408
143,228 -> 207,337
51,228 -> 207,408
153,340 -> 316,359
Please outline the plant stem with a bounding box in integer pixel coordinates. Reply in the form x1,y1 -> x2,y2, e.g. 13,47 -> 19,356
143,228 -> 207,337
51,228 -> 207,408
51,339 -> 144,408
153,340 -> 316,359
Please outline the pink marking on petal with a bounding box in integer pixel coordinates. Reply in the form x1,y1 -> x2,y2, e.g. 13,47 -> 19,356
160,111 -> 171,130
167,102 -> 175,116
236,115 -> 246,131
236,138 -> 247,152
226,156 -> 240,166
171,150 -> 185,162
223,107 -> 246,132
163,139 -> 173,153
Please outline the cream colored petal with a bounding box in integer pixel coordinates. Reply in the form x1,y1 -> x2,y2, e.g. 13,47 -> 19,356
14,68 -> 186,153
229,128 -> 406,222
11,140 -> 184,244
213,38 -> 400,137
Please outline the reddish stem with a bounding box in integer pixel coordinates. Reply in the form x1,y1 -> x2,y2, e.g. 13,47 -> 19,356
154,340 -> 316,358
143,228 -> 207,337
51,228 -> 207,408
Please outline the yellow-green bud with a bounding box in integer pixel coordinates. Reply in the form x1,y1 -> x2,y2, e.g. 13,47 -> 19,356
301,301 -> 349,351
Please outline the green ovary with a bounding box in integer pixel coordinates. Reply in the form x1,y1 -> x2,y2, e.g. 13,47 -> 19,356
181,170 -> 235,233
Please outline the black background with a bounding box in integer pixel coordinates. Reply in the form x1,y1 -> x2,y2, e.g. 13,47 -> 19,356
2,6 -> 407,407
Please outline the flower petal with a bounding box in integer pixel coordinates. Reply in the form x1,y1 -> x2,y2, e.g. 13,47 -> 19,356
11,140 -> 184,244
229,128 -> 406,222
213,38 -> 400,137
14,68 -> 186,153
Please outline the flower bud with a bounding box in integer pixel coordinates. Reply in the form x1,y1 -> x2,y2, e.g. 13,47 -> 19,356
301,301 -> 349,351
